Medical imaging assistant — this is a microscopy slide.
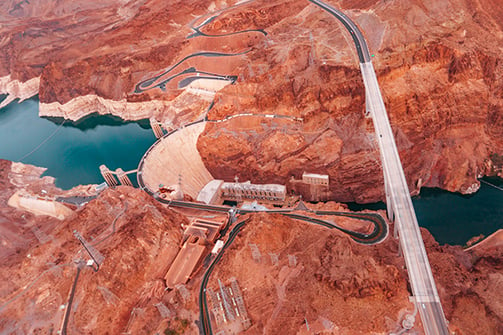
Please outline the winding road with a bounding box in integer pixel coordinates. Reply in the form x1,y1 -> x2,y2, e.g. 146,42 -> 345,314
133,51 -> 246,93
140,195 -> 388,245
197,205 -> 388,335
308,0 -> 449,333
134,1 -> 266,94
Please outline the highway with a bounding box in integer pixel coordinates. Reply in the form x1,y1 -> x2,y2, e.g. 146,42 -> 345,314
309,1 -> 449,334
155,199 -> 388,244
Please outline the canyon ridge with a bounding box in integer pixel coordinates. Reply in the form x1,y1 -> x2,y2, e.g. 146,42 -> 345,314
0,0 -> 502,334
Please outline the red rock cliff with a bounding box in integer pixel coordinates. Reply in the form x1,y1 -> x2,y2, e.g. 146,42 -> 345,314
1,0 -> 502,199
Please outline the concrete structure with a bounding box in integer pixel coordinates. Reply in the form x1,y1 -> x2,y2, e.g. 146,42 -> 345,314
116,168 -> 133,186
100,164 -> 118,187
8,191 -> 73,220
164,236 -> 206,289
309,1 -> 449,333
197,179 -> 224,204
302,172 -> 329,186
186,78 -> 233,99
220,181 -> 286,204
183,218 -> 226,243
140,122 -> 214,199
149,118 -> 164,138
164,217 -> 226,289
198,179 -> 287,205
361,49 -> 449,335
101,165 -> 137,187
289,172 -> 330,202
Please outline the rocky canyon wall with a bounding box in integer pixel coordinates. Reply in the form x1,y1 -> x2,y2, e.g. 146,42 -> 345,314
0,161 -> 501,333
197,0 -> 503,202
0,0 -> 502,201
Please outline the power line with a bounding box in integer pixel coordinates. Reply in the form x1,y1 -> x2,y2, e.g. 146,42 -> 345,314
18,118 -> 66,161
479,178 -> 503,191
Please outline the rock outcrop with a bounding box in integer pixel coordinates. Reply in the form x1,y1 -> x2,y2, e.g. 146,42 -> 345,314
0,75 -> 39,108
197,0 -> 503,202
0,161 -> 501,333
209,212 -> 503,334
1,0 -> 502,201
0,162 -> 189,333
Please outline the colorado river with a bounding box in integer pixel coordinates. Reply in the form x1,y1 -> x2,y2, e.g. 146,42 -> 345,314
0,97 -> 155,189
413,181 -> 503,245
348,181 -> 503,245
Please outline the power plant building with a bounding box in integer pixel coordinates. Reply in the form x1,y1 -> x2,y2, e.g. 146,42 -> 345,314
197,180 -> 286,205
220,181 -> 286,204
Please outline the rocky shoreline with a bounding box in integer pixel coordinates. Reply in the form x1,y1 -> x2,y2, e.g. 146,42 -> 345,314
0,75 -> 39,108
39,94 -> 166,121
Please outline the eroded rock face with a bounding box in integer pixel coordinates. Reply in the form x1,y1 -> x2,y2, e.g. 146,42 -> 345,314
0,174 -> 188,333
209,212 -> 503,334
1,0 -> 502,200
314,235 -> 404,299
198,0 -> 503,202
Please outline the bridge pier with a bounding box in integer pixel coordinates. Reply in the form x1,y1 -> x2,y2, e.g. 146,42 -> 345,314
100,165 -> 118,187
150,118 -> 164,138
384,178 -> 394,223
116,168 -> 133,187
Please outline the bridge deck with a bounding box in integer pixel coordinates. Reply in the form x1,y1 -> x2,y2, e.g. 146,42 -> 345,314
309,1 -> 449,334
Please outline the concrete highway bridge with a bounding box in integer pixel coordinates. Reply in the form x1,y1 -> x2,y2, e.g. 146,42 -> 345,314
308,0 -> 449,334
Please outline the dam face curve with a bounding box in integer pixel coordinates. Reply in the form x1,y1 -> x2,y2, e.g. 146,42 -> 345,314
138,121 -> 213,199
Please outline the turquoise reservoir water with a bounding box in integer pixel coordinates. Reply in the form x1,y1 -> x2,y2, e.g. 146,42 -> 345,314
0,97 -> 155,189
0,98 -> 501,245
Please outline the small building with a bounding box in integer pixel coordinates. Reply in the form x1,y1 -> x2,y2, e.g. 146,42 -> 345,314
211,240 -> 224,254
287,172 -> 331,202
302,172 -> 329,186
